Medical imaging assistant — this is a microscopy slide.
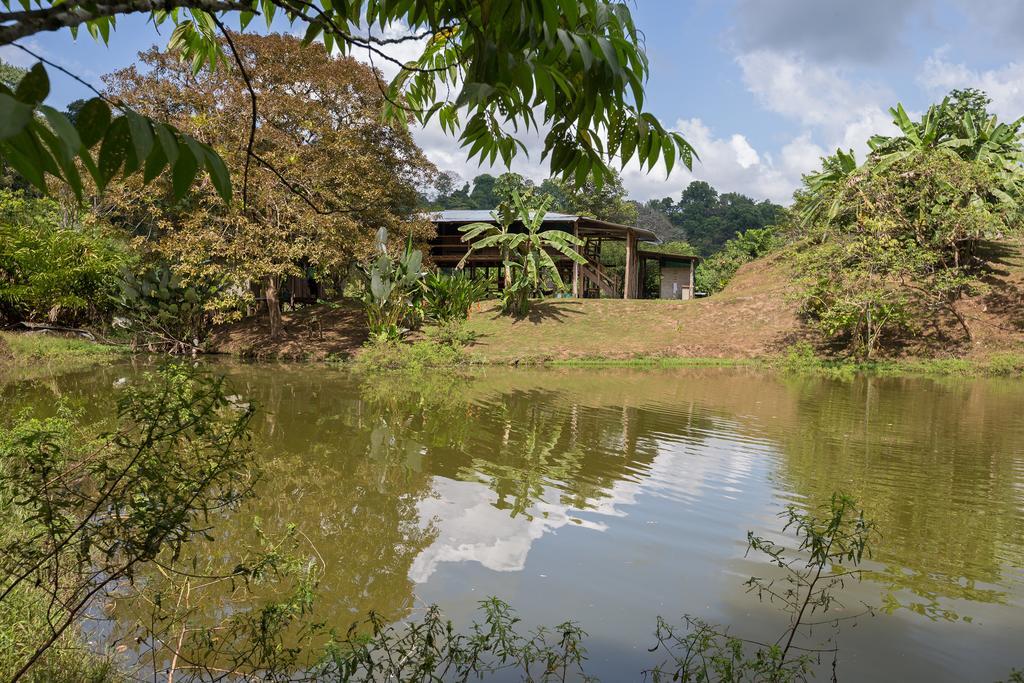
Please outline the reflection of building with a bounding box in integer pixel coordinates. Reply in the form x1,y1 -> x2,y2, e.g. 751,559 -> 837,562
428,210 -> 700,300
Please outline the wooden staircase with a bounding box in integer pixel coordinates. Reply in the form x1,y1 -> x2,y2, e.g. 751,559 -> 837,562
577,240 -> 621,297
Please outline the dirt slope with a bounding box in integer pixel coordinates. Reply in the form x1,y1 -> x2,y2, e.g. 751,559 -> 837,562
209,303 -> 368,360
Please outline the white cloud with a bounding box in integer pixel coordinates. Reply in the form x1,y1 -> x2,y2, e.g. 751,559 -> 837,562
736,49 -> 897,155
729,134 -> 760,169
920,52 -> 1024,121
0,43 -> 38,68
351,22 -> 431,82
619,118 -> 816,205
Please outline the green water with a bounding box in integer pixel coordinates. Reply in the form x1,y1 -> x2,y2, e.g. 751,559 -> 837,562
3,362 -> 1024,680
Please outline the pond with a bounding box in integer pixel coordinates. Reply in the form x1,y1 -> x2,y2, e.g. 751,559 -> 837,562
3,362 -> 1024,680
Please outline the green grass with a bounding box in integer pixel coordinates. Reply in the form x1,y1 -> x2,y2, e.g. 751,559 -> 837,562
547,356 -> 757,368
769,342 -> 1024,380
348,329 -> 1024,381
1,332 -> 127,379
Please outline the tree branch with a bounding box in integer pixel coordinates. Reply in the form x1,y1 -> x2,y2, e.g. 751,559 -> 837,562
0,0 -> 251,45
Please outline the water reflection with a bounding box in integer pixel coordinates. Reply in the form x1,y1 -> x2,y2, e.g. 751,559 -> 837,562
2,362 -> 1023,680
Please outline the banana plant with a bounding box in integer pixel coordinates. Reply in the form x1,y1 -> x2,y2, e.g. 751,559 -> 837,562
356,227 -> 424,340
798,147 -> 859,228
458,189 -> 586,316
803,93 -> 1024,231
868,98 -> 1024,201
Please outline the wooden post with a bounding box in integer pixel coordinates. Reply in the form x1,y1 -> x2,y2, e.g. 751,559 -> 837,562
623,229 -> 637,299
572,220 -> 581,298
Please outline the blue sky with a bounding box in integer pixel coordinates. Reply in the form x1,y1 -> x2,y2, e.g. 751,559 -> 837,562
4,0 -> 1024,204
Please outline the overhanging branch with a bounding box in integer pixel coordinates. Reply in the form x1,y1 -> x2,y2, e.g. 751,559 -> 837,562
0,0 -> 250,45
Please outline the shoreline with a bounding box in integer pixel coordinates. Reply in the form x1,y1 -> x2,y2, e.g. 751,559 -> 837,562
3,331 -> 1022,381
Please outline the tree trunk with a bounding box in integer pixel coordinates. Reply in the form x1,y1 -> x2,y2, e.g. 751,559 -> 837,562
264,275 -> 283,339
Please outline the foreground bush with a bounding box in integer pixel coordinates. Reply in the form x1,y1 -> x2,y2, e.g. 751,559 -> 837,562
421,271 -> 489,322
0,189 -> 133,327
0,366 -> 255,681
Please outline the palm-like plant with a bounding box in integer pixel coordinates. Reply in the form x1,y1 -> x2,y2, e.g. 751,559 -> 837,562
458,190 -> 586,316
869,100 -> 1024,201
798,148 -> 859,228
801,93 -> 1024,230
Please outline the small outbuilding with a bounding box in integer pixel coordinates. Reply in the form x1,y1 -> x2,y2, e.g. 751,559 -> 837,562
637,250 -> 701,300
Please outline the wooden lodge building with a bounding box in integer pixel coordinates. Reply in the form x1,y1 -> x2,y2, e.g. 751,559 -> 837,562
428,210 -> 700,300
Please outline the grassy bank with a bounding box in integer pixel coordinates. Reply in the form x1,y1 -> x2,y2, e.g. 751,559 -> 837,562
0,332 -> 127,380
349,331 -> 1024,380
768,343 -> 1024,380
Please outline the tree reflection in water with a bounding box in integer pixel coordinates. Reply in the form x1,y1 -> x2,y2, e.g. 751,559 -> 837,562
2,362 -> 1023,678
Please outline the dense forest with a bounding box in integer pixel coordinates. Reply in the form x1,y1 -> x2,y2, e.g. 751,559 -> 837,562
426,173 -> 785,255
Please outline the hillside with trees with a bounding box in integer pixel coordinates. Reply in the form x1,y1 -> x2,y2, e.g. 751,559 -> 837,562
638,182 -> 786,255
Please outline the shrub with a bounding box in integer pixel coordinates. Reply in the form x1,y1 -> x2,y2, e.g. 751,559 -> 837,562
355,228 -> 424,341
424,318 -> 479,347
985,352 -> 1024,377
352,337 -> 468,372
113,266 -> 219,354
0,189 -> 133,327
421,271 -> 488,321
795,92 -> 1024,359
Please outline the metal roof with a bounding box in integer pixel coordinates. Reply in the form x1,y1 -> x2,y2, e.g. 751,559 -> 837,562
429,209 -> 578,223
426,209 -> 659,242
637,249 -> 702,263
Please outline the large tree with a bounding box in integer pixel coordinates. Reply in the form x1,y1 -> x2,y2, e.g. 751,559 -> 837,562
102,32 -> 435,337
0,0 -> 695,206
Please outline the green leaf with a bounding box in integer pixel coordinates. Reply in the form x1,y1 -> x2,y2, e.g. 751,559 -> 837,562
203,145 -> 232,202
155,123 -> 180,164
1,134 -> 48,190
143,143 -> 169,183
14,63 -> 49,106
39,105 -> 82,158
0,93 -> 33,139
172,144 -> 199,199
125,109 -> 155,164
97,116 -> 131,189
572,34 -> 593,70
459,82 -> 496,106
75,98 -> 111,148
